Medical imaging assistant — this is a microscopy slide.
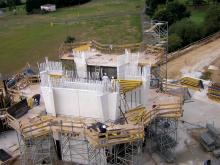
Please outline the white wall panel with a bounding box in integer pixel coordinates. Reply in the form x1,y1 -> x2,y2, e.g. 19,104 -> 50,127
41,87 -> 55,115
78,91 -> 103,119
42,87 -> 119,121
53,88 -> 80,116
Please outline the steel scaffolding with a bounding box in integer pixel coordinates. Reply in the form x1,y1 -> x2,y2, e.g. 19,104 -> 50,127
144,20 -> 168,91
59,121 -> 143,165
144,117 -> 178,163
143,20 -> 168,48
16,126 -> 57,165
17,133 -> 57,165
60,134 -> 91,164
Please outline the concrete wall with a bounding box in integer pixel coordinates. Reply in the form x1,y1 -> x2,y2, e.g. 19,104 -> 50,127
100,92 -> 119,120
41,87 -> 119,121
41,87 -> 56,115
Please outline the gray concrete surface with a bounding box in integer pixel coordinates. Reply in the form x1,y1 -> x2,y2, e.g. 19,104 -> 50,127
142,96 -> 220,164
0,130 -> 18,149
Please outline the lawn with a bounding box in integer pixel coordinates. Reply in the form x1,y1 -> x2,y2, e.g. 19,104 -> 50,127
176,0 -> 207,24
189,7 -> 207,24
0,0 -> 144,74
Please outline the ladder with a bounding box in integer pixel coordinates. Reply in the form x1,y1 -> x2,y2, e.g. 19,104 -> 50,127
94,66 -> 101,79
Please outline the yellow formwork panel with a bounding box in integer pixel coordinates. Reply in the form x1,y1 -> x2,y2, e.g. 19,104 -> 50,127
118,80 -> 142,94
124,107 -> 146,124
208,93 -> 220,101
180,77 -> 202,90
208,89 -> 220,95
124,103 -> 183,126
73,44 -> 91,52
180,77 -> 200,84
49,73 -> 63,78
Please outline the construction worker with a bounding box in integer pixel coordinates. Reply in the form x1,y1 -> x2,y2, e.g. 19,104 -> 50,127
32,94 -> 40,106
102,73 -> 109,90
111,76 -> 116,92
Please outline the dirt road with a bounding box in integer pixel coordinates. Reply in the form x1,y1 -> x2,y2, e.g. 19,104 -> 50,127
167,37 -> 220,79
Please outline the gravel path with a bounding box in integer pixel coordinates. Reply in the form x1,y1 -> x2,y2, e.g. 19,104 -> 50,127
167,37 -> 220,79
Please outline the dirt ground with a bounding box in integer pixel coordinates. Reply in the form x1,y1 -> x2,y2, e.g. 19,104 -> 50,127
209,57 -> 220,82
167,37 -> 220,79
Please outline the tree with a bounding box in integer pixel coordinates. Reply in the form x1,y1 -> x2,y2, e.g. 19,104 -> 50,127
166,2 -> 190,21
212,0 -> 220,4
153,2 -> 190,25
7,0 -> 16,10
153,7 -> 175,25
0,0 -> 7,8
169,19 -> 202,46
193,0 -> 204,8
203,5 -> 220,35
168,34 -> 182,52
145,0 -> 166,16
26,0 -> 33,13
0,0 -> 21,8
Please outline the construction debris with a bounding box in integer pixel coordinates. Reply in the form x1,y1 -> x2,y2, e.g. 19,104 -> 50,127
7,99 -> 29,119
0,144 -> 19,164
200,124 -> 220,157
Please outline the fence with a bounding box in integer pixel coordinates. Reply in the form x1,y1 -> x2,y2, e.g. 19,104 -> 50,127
166,31 -> 220,63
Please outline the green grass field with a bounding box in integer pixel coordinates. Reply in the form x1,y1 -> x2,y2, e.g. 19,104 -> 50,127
190,10 -> 206,24
189,6 -> 207,24
0,0 -> 144,74
176,0 -> 207,24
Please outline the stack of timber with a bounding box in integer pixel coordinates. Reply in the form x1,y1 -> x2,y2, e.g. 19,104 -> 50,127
207,83 -> 220,101
180,77 -> 204,90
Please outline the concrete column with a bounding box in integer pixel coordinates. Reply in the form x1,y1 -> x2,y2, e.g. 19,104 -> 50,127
141,66 -> 151,106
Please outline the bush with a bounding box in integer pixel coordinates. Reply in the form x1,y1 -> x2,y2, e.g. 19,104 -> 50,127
0,0 -> 21,9
64,36 -> 75,43
169,19 -> 203,46
168,34 -> 182,52
203,5 -> 220,35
